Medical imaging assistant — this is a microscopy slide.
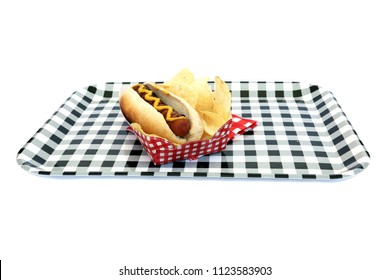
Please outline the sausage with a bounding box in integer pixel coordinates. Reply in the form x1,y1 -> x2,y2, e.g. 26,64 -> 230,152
168,118 -> 191,137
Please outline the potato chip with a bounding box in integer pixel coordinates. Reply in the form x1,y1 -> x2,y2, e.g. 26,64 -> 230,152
161,69 -> 232,139
192,77 -> 213,112
212,76 -> 231,121
161,83 -> 198,107
200,111 -> 227,138
164,68 -> 195,86
161,68 -> 198,107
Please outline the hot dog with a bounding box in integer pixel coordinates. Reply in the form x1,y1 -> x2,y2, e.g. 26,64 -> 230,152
119,83 -> 204,144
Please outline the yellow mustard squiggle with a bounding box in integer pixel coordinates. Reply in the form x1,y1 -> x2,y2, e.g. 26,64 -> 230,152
137,84 -> 186,121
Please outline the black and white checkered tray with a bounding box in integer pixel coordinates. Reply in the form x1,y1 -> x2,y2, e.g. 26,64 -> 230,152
16,81 -> 370,179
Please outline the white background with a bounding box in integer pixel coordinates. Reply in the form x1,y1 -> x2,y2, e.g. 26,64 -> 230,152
1,0 -> 389,279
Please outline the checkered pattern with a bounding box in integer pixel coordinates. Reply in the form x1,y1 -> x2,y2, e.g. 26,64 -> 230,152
127,115 -> 257,165
16,81 -> 370,179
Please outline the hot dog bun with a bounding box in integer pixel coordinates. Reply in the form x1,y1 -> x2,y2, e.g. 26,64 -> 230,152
119,83 -> 204,144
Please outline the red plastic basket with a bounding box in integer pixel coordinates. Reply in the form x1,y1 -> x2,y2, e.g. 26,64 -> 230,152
127,114 -> 257,165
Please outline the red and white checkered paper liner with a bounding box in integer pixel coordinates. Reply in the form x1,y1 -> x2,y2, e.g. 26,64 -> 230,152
127,114 -> 257,165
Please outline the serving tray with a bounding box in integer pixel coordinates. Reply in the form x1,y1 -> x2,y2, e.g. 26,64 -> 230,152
16,81 -> 370,179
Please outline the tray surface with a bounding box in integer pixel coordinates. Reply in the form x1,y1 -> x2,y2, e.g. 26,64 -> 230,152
16,81 -> 370,179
